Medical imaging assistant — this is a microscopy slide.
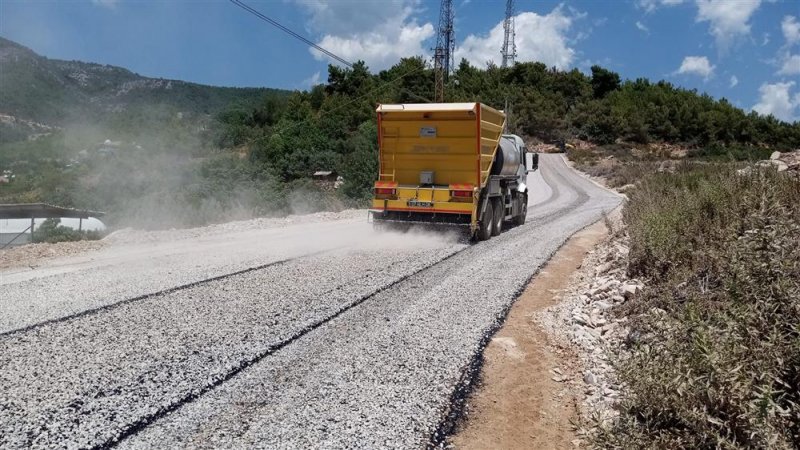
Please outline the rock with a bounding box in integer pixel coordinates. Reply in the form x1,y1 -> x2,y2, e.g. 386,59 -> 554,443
598,280 -> 619,293
594,300 -> 612,310
757,159 -> 789,172
584,371 -> 597,385
620,283 -> 641,299
595,261 -> 613,275
770,151 -> 782,160
572,312 -> 590,326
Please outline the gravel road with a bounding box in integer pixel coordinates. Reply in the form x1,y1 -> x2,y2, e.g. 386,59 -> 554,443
0,154 -> 621,449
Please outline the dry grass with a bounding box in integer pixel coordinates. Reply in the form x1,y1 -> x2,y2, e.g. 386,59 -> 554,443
595,165 -> 800,448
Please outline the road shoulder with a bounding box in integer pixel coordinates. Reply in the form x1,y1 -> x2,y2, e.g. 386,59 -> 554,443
449,218 -> 609,449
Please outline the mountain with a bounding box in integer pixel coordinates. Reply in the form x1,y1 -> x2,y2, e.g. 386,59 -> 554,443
0,37 -> 287,139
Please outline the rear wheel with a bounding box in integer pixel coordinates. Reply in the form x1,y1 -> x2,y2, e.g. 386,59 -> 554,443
513,193 -> 528,226
477,201 -> 494,241
491,197 -> 503,236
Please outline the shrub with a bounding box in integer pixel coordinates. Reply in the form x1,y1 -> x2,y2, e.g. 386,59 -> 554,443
32,218 -> 102,243
599,165 -> 800,448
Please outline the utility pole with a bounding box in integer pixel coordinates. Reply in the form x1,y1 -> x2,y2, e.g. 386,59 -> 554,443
501,0 -> 517,68
434,0 -> 455,102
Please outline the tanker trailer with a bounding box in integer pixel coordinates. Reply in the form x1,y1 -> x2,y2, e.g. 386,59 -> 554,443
369,103 -> 536,241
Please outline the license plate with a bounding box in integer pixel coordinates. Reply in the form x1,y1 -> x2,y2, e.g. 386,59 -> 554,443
407,200 -> 433,207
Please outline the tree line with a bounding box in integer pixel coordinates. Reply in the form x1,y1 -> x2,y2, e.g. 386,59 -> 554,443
218,57 -> 800,202
3,57 -> 798,228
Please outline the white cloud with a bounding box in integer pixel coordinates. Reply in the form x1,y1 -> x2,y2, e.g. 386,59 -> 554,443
455,7 -> 580,70
730,75 -> 738,87
313,23 -> 434,70
635,21 -> 650,33
294,0 -> 435,71
303,71 -> 321,88
695,0 -> 761,52
778,54 -> 800,75
752,81 -> 800,122
783,15 -> 800,46
91,0 -> 118,8
676,56 -> 715,79
637,0 -> 685,13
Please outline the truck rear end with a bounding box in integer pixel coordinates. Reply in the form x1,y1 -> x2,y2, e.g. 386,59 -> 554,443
370,103 -> 506,238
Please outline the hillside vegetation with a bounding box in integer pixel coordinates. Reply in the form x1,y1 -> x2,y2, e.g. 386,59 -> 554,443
1,36 -> 798,228
0,37 -> 284,135
591,165 -> 800,448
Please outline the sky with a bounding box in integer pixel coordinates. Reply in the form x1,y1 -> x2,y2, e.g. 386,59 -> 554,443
1,0 -> 799,122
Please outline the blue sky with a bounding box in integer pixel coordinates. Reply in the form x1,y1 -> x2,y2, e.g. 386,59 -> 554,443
1,0 -> 799,121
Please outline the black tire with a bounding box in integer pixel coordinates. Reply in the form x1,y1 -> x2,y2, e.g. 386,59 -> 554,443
513,193 -> 528,226
477,200 -> 494,241
491,197 -> 503,236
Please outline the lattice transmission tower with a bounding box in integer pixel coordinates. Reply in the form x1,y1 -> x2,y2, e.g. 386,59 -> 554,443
501,0 -> 517,68
434,0 -> 455,102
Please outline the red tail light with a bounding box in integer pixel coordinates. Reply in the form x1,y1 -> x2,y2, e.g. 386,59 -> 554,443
374,182 -> 398,198
449,184 -> 474,201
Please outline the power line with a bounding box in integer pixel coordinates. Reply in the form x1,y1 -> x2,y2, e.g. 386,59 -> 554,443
229,0 -> 354,68
229,0 -> 430,103
270,64 -> 430,139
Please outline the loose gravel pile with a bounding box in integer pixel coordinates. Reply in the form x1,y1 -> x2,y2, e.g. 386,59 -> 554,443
104,209 -> 367,245
0,240 -> 107,270
0,155 -> 621,449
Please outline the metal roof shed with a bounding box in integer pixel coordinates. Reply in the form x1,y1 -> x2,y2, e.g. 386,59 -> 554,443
0,203 -> 104,220
0,203 -> 105,248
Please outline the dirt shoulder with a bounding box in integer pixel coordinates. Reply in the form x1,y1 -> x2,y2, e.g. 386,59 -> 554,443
0,240 -> 107,270
449,219 -> 610,449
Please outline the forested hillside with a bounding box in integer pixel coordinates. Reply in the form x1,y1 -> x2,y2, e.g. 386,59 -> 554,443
1,35 -> 798,229
214,56 -> 799,204
0,37 -> 286,142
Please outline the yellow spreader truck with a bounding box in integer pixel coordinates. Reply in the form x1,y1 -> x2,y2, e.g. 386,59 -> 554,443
370,103 -> 537,241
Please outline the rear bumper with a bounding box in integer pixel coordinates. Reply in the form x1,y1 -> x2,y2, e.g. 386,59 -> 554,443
369,208 -> 472,226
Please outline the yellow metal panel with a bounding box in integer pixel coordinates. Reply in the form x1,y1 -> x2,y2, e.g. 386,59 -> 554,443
477,104 -> 506,187
375,103 -> 506,232
378,108 -> 480,186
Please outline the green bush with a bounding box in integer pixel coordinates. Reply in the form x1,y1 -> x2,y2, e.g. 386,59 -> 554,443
598,165 -> 800,448
32,218 -> 102,243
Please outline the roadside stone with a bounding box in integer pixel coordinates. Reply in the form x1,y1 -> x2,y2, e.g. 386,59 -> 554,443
757,159 -> 789,172
620,283 -> 640,299
595,261 -> 612,274
594,300 -> 612,310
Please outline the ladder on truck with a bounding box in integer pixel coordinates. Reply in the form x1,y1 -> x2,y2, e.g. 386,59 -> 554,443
379,127 -> 399,182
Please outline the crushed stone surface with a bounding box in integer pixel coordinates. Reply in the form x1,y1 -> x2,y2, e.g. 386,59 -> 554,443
0,155 -> 621,448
